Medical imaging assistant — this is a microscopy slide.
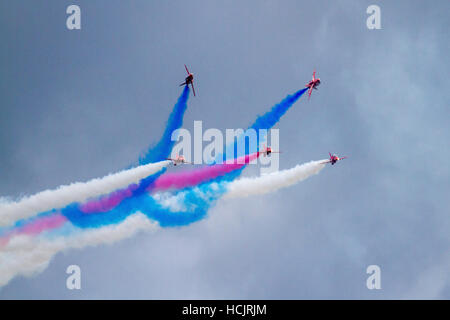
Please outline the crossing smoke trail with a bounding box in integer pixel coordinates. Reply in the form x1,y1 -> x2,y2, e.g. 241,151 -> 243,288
59,173 -> 226,230
0,153 -> 260,244
180,87 -> 310,220
0,86 -> 190,228
127,86 -> 312,247
0,160 -> 326,287
79,152 -> 260,214
151,152 -> 260,192
63,88 -> 308,228
0,161 -> 170,228
1,87 -> 305,229
8,87 -> 307,231
57,86 -> 191,225
0,181 -> 225,285
0,87 -> 309,286
139,85 -> 190,165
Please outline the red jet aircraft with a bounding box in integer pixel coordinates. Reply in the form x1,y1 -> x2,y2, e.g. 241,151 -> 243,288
260,144 -> 281,156
166,154 -> 192,166
179,65 -> 196,96
322,153 -> 347,165
305,70 -> 321,99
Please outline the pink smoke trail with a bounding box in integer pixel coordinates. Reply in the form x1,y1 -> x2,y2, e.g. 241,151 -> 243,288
152,152 -> 260,192
80,152 -> 260,214
80,185 -> 139,214
0,213 -> 67,247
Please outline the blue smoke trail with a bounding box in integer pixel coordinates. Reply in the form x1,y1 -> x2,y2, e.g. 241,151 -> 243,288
6,87 -> 189,231
249,88 -> 308,131
62,181 -> 227,229
223,88 -> 308,161
139,85 -> 190,165
127,87 -> 309,228
60,167 -> 168,228
56,87 -> 307,230
170,87 -> 309,222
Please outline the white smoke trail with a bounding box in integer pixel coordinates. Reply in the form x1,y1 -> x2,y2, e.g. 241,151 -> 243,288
0,160 -> 327,287
0,212 -> 159,287
224,160 -> 327,199
152,160 -> 327,210
0,161 -> 170,227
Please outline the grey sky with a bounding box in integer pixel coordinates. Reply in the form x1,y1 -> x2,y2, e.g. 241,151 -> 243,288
0,0 -> 449,299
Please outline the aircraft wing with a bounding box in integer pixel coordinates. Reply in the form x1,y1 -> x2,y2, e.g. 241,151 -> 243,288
191,83 -> 196,96
312,70 -> 316,81
185,64 -> 190,75
308,87 -> 312,99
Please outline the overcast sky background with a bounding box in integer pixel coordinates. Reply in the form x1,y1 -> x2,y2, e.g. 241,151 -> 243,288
0,0 -> 449,299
